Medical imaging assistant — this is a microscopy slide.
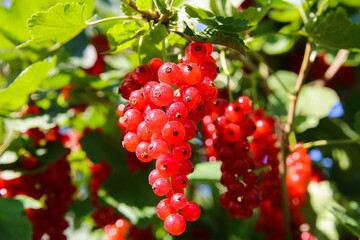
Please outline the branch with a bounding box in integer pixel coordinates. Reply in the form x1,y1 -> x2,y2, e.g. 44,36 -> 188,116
280,42 -> 314,240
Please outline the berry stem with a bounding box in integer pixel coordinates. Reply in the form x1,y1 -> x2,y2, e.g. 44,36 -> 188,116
281,42 -> 314,240
138,35 -> 144,65
302,138 -> 360,149
220,50 -> 234,103
85,15 -> 144,26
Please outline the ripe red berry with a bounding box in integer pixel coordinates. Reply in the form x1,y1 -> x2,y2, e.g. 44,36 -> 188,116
162,121 -> 186,145
170,193 -> 188,210
164,213 -> 186,236
185,42 -> 208,63
156,198 -> 177,220
150,83 -> 174,107
156,153 -> 179,177
144,109 -> 169,133
181,202 -> 201,221
152,178 -> 171,196
158,62 -> 183,85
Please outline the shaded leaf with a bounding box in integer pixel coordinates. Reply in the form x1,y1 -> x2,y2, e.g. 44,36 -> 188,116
0,57 -> 56,113
354,111 -> 360,134
183,24 -> 248,55
200,16 -> 251,33
184,4 -> 215,19
154,0 -> 172,16
305,8 -> 360,50
188,161 -> 221,182
0,198 -> 32,240
332,205 -> 360,237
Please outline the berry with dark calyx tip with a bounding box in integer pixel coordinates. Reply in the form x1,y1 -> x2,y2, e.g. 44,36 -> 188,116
158,62 -> 183,85
129,89 -> 148,110
164,213 -> 186,236
200,61 -> 219,80
133,64 -> 153,85
135,141 -> 152,162
156,198 -> 177,220
156,153 -> 179,177
185,42 -> 208,63
180,62 -> 202,85
196,77 -> 217,97
172,141 -> 192,161
152,178 -> 171,196
225,103 -> 245,123
162,121 -> 186,145
236,96 -> 253,114
148,139 -> 168,159
170,193 -> 188,210
171,174 -> 189,192
181,202 -> 201,221
166,101 -> 188,122
119,109 -> 143,132
182,86 -> 202,109
150,82 -> 174,107
137,121 -> 152,142
223,123 -> 242,142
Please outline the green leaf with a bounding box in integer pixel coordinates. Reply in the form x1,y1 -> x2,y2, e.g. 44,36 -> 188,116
295,85 -> 339,131
20,2 -> 89,48
36,141 -> 68,164
183,24 -> 248,55
297,85 -> 340,118
153,0 -> 172,16
0,57 -> 56,113
233,5 -> 271,26
188,161 -> 221,182
354,111 -> 360,134
200,16 -> 251,33
305,8 -> 360,51
107,21 -> 149,52
149,24 -> 168,44
136,0 -> 152,11
0,198 -> 32,240
184,4 -> 215,19
267,70 -> 298,115
332,204 -> 360,237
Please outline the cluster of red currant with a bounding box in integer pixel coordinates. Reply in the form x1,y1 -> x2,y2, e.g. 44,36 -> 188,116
103,217 -> 155,240
201,96 -> 262,218
249,110 -> 284,239
117,42 -> 219,235
0,127 -> 76,240
286,144 -> 315,239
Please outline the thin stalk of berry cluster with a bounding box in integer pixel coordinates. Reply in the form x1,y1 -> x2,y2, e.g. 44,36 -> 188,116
162,39 -> 166,62
281,42 -> 314,240
302,138 -> 360,148
138,35 -> 144,64
220,50 -> 234,102
85,15 -> 144,26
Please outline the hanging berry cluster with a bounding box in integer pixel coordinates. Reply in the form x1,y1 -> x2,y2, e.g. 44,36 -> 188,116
0,127 -> 76,240
117,42 -> 219,236
201,96 -> 262,218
